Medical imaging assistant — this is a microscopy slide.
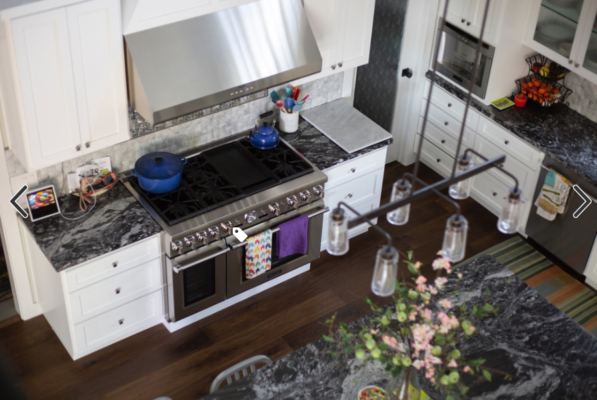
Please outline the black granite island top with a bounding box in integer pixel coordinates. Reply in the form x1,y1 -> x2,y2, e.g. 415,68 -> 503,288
21,182 -> 162,272
426,71 -> 597,187
201,255 -> 597,399
280,118 -> 393,171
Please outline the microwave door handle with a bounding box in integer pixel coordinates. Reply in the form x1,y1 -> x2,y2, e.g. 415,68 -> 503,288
172,247 -> 230,274
232,206 -> 329,250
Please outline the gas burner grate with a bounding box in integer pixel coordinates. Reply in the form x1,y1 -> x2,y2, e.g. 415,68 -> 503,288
239,139 -> 313,182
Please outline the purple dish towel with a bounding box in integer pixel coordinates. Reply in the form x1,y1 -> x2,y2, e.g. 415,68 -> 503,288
277,214 -> 309,258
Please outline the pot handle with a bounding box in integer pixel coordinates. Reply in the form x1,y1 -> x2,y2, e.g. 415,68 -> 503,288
180,157 -> 187,166
130,169 -> 137,176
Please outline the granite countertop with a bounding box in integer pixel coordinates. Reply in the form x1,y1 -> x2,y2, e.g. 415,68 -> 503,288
426,71 -> 597,186
21,182 -> 162,272
280,118 -> 393,171
200,255 -> 597,399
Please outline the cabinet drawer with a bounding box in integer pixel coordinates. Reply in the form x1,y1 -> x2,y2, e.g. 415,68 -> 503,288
476,118 -> 542,170
324,168 -> 383,210
69,258 -> 162,324
324,147 -> 387,188
65,235 -> 160,293
471,170 -> 511,216
416,116 -> 475,158
416,136 -> 455,178
421,101 -> 477,145
423,81 -> 479,130
74,290 -> 162,353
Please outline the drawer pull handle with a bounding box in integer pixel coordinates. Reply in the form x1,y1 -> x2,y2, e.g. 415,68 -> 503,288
118,318 -> 124,325
346,193 -> 353,199
467,21 -> 471,26
112,261 -> 118,268
505,140 -> 509,145
444,121 -> 449,126
115,288 -> 121,295
492,192 -> 497,197
436,158 -> 441,163
350,168 -> 356,173
461,18 -> 465,23
441,139 -> 446,144
448,103 -> 452,108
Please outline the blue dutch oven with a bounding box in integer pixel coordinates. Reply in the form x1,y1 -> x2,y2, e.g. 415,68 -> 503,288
249,122 -> 279,150
131,152 -> 187,194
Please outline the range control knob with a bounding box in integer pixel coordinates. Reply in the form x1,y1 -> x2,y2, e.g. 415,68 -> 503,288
184,235 -> 196,248
313,185 -> 324,198
268,202 -> 280,216
220,221 -> 232,232
171,240 -> 183,254
287,195 -> 298,209
208,226 -> 220,239
196,231 -> 208,246
300,190 -> 311,202
245,211 -> 258,224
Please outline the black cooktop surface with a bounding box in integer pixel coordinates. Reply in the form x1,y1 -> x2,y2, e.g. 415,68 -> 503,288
128,138 -> 313,226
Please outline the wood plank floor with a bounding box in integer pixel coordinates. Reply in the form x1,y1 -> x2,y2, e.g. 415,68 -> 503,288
0,162 -> 512,400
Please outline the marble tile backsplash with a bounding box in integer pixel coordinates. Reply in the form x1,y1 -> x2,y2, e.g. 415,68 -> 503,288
564,72 -> 597,124
28,73 -> 344,195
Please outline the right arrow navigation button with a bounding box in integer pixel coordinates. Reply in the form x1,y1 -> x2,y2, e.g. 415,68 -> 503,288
573,185 -> 592,219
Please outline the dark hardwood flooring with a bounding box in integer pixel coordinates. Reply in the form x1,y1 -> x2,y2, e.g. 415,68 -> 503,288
0,162 -> 513,400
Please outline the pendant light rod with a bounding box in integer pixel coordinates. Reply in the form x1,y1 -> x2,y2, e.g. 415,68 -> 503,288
464,149 -> 520,191
403,173 -> 461,217
451,0 -> 492,178
347,154 -> 505,229
337,201 -> 393,248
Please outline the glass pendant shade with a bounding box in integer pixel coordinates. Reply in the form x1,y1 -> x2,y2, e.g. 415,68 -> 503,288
327,208 -> 349,256
498,187 -> 523,234
449,156 -> 473,200
387,179 -> 412,226
371,246 -> 399,297
441,214 -> 468,262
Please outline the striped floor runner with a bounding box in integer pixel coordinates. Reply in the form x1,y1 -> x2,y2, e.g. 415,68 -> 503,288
460,236 -> 597,338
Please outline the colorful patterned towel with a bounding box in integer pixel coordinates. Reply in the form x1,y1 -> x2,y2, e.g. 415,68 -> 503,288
245,230 -> 272,279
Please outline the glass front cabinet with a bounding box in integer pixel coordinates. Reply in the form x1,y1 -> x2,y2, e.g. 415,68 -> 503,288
525,0 -> 597,83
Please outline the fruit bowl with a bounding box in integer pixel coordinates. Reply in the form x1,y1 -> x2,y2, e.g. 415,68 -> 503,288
525,54 -> 569,82
515,74 -> 572,107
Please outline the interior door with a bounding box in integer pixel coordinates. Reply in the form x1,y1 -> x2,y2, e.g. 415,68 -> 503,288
66,0 -> 129,153
11,8 -> 81,169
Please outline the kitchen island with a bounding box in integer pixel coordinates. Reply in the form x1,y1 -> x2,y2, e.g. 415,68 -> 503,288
201,254 -> 597,399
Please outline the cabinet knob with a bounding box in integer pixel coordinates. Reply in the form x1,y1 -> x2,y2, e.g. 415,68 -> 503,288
118,318 -> 124,325
350,168 -> 356,173
461,18 -> 465,23
448,103 -> 452,108
499,163 -> 505,168
331,64 -> 337,70
346,193 -> 353,199
76,145 -> 81,151
492,192 -> 497,197
505,140 -> 509,145
444,121 -> 449,126
112,261 -> 118,268
441,139 -> 446,144
115,288 -> 121,295
85,142 -> 90,148
575,63 -> 579,68
569,59 -> 573,65
338,62 -> 343,68
467,21 -> 471,26
436,158 -> 441,163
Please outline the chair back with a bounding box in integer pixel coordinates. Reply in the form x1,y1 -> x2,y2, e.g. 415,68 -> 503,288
209,355 -> 273,393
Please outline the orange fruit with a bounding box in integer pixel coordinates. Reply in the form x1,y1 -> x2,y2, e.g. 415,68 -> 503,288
553,89 -> 560,94
538,88 -> 546,95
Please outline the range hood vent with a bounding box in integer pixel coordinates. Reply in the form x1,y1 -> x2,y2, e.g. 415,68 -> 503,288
125,0 -> 323,125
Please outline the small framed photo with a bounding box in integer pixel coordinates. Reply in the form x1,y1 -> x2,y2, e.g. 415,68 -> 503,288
25,185 -> 61,222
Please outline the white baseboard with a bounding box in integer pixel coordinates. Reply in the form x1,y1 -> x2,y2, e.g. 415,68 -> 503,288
163,264 -> 311,333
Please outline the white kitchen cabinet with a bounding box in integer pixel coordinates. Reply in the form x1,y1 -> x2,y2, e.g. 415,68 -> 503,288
321,147 -> 387,252
525,0 -> 597,85
24,232 -> 163,360
0,0 -> 129,171
442,0 -> 498,43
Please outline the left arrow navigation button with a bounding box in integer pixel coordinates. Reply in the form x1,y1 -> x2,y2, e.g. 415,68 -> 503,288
10,185 -> 28,218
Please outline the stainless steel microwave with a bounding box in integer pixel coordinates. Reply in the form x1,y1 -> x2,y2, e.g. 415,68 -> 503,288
435,20 -> 495,99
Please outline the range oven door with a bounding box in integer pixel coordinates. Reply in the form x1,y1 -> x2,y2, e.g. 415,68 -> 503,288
226,203 -> 327,298
166,241 -> 229,322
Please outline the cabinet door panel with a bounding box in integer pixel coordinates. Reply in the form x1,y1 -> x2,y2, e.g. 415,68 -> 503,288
336,0 -> 375,68
303,0 -> 341,69
11,9 -> 80,168
67,0 -> 129,151
445,0 -> 469,27
467,0 -> 494,39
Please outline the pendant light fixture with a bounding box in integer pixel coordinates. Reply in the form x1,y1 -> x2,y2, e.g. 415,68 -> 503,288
325,0 -> 526,297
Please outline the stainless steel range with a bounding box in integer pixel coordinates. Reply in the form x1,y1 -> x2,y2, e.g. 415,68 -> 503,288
123,133 -> 328,322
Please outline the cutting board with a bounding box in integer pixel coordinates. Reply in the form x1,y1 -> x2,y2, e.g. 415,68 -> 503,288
301,100 -> 392,153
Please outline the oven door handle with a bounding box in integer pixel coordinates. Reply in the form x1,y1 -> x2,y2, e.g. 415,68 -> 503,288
172,247 -> 230,274
232,206 -> 329,249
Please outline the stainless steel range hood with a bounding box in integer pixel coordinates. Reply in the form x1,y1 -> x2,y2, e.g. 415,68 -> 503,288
125,0 -> 322,125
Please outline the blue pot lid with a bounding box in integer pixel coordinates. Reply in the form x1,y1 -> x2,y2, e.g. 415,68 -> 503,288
258,123 -> 275,135
134,152 -> 185,180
